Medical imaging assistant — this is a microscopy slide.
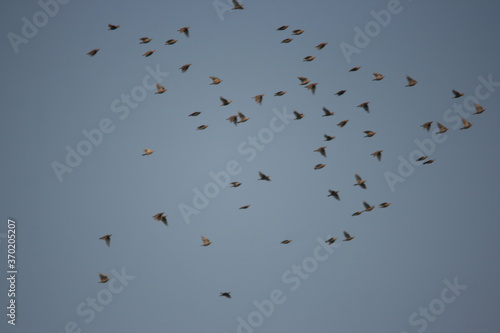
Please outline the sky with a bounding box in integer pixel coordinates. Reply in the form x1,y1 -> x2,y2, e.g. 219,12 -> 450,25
1,0 -> 500,332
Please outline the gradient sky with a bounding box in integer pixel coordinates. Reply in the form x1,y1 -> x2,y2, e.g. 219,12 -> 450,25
1,1 -> 500,332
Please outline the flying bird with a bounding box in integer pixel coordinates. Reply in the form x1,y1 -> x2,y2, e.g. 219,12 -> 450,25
343,231 -> 355,241
364,131 -> 376,137
349,67 -> 361,72
416,156 -> 428,161
99,234 -> 112,247
314,146 -> 327,157
354,173 -> 367,189
139,37 -> 152,44
460,118 -> 472,130
316,42 -> 328,50
421,121 -> 433,131
405,75 -> 417,87
337,120 -> 349,128
108,24 -> 120,30
142,149 -> 154,156
423,159 -> 435,165
281,38 -> 293,43
372,73 -> 384,81
165,39 -> 177,45
325,237 -> 337,245
155,83 -> 166,94
452,90 -> 464,98
357,102 -> 370,112
87,49 -> 99,56
239,205 -> 251,209
322,107 -> 334,117
281,240 -> 292,244
210,76 -> 222,85
197,125 -> 208,130
99,273 -> 109,283
189,112 -> 201,117
298,77 -> 310,85
179,64 -> 191,73
274,91 -> 286,96
436,122 -> 448,134
227,115 -> 238,126
328,190 -> 340,201
335,90 -> 346,96
237,112 -> 249,123
379,202 -> 391,208
303,56 -> 316,62
258,171 -> 271,181
220,292 -> 232,298
363,201 -> 374,212
292,29 -> 304,35
178,26 -> 190,37
143,50 -> 155,57
314,164 -> 325,170
324,134 -> 335,141
371,150 -> 383,161
253,94 -> 264,104
293,111 -> 304,119
473,103 -> 485,114
230,182 -> 241,187
153,212 -> 168,226
201,236 -> 211,246
306,83 -> 318,94
220,96 -> 232,106
277,25 -> 289,31
231,0 -> 244,9
352,211 -> 363,216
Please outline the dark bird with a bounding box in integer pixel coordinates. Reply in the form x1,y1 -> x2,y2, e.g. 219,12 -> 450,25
277,25 -> 289,31
258,171 -> 271,181
349,66 -> 361,72
452,90 -> 464,98
232,0 -> 244,9
423,159 -> 435,165
253,94 -> 264,104
363,201 -> 374,212
364,130 -> 376,137
281,38 -> 293,43
165,39 -> 177,45
142,149 -> 154,156
237,112 -> 249,123
371,150 -> 383,161
108,24 -> 120,30
421,121 -> 433,131
322,107 -> 334,117
281,240 -> 292,244
405,75 -> 417,87
416,156 -> 428,161
328,190 -> 340,201
239,205 -> 251,209
306,83 -> 318,94
379,202 -> 391,208
139,37 -> 152,44
143,50 -> 155,57
303,56 -> 316,62
99,234 -> 112,247
197,125 -> 208,130
293,111 -> 304,119
298,76 -> 310,85
325,237 -> 337,245
314,146 -> 327,157
210,76 -> 222,85
220,292 -> 232,298
179,64 -> 191,73
189,112 -> 201,117
178,26 -> 190,37
230,182 -> 241,187
99,273 -> 109,283
352,211 -> 363,216
87,49 -> 100,56
354,173 -> 367,189
335,90 -> 346,96
316,42 -> 328,50
201,236 -> 211,246
357,102 -> 370,112
220,96 -> 232,106
372,73 -> 384,81
473,103 -> 485,114
337,120 -> 349,128
227,115 -> 238,126
324,134 -> 335,141
274,91 -> 286,96
155,83 -> 166,94
343,231 -> 355,241
460,118 -> 472,130
314,164 -> 325,170
153,212 -> 168,226
436,122 -> 448,134
292,29 -> 304,35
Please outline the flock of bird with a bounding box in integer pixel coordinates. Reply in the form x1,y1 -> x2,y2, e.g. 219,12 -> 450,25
89,12 -> 486,297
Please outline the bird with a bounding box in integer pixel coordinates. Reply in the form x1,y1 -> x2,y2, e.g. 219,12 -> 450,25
143,50 -> 155,57
423,159 -> 435,165
298,76 -> 310,85
99,234 -> 112,247
277,25 -> 289,30
405,75 -> 417,87
337,120 -> 349,128
357,102 -> 370,112
379,202 -> 391,208
354,173 -> 367,189
108,24 -> 120,30
473,103 -> 485,114
178,26 -> 190,37
436,122 -> 448,134
281,38 -> 293,43
349,66 -> 361,72
335,90 -> 346,96
230,182 -> 241,187
179,64 -> 191,73
292,29 -> 304,35
220,292 -> 232,298
306,83 -> 318,94
363,201 -> 374,212
372,73 -> 384,81
220,96 -> 232,106
201,236 -> 211,246
153,212 -> 168,226
416,156 -> 428,161
303,56 -> 316,62
197,125 -> 208,130
189,112 -> 201,117
293,111 -> 304,119
421,121 -> 433,131
322,107 -> 334,117
227,115 -> 238,126
316,42 -> 328,50
209,76 -> 222,85
364,131 -> 376,137
139,37 -> 152,44
165,39 -> 177,45
258,171 -> 271,181
99,273 -> 109,283
452,90 -> 464,98
314,146 -> 327,157
371,150 -> 383,161
253,94 -> 264,104
343,231 -> 355,241
142,149 -> 154,156
239,205 -> 251,209
232,0 -> 243,9
281,240 -> 292,244
328,190 -> 340,201
352,211 -> 363,216
87,49 -> 99,56
314,164 -> 325,170
460,118 -> 472,130
324,134 -> 335,141
237,112 -> 249,123
274,91 -> 286,96
155,83 -> 166,94
325,237 -> 337,245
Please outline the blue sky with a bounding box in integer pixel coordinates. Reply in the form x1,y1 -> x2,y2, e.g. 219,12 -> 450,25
1,0 -> 500,332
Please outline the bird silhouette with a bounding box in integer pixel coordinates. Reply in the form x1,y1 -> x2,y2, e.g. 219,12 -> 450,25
354,173 -> 367,189
303,56 -> 316,62
179,64 -> 191,73
281,38 -> 293,43
349,67 -> 361,72
292,29 -> 304,35
372,73 -> 384,81
314,164 -> 325,170
405,75 -> 417,87
343,231 -> 355,241
325,237 -> 337,245
230,182 -> 241,187
337,120 -> 349,128
99,234 -> 112,247
253,94 -> 264,104
189,112 -> 201,117
220,96 -> 232,106
237,112 -> 249,123
153,213 -> 168,226
322,107 -> 334,117
364,131 -> 376,137
379,202 -> 391,208
239,205 -> 251,209
155,83 -> 166,94
314,146 -> 327,157
328,190 -> 340,201
363,201 -> 374,212
306,83 -> 318,94
142,149 -> 154,156
178,26 -> 190,37
201,236 -> 211,246
293,111 -> 304,119
357,102 -> 370,112
324,134 -> 335,141
232,0 -> 243,9
197,125 -> 208,130
452,90 -> 464,98
298,77 -> 310,85
460,118 -> 472,130
421,121 -> 433,131
436,122 -> 448,134
220,292 -> 232,298
258,172 -> 271,181
423,159 -> 435,165
139,37 -> 152,44
275,91 -> 286,96
108,24 -> 120,30
277,25 -> 289,31
335,90 -> 346,96
165,39 -> 177,45
99,273 -> 109,283
316,42 -> 328,50
281,240 -> 292,244
143,50 -> 155,57
87,49 -> 99,56
473,103 -> 485,114
371,150 -> 383,161
210,76 -> 222,85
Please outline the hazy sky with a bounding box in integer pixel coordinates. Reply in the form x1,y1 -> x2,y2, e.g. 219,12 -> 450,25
1,1 -> 500,333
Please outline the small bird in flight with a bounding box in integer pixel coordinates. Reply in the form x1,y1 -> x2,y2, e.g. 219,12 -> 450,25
143,50 -> 155,57
322,107 -> 334,117
189,112 -> 201,117
423,159 -> 435,165
363,201 -> 374,212
325,237 -> 337,245
87,49 -> 99,56
155,83 -> 166,94
405,75 -> 417,87
253,94 -> 264,104
293,111 -> 304,120
220,96 -> 232,106
275,91 -> 286,96
354,173 -> 367,189
139,37 -> 152,44
316,42 -> 328,50
328,190 -> 340,201
357,102 -> 370,112
364,131 -> 376,137
314,146 -> 327,157
99,234 -> 112,247
314,164 -> 325,170
460,118 -> 472,130
337,120 -> 349,128
230,182 -> 241,187
258,172 -> 271,181
335,90 -> 346,96
232,0 -> 244,9
349,67 -> 361,72
306,83 -> 318,94
303,56 -> 316,62
239,205 -> 251,209
324,134 -> 335,141
372,73 -> 384,81
197,125 -> 208,130
210,76 -> 222,85
277,25 -> 289,31
298,77 -> 310,85
421,121 -> 433,131
379,202 -> 391,208
142,149 -> 154,156
281,38 -> 293,43
371,150 -> 383,161
220,292 -> 232,298
473,103 -> 485,114
452,90 -> 464,98
281,240 -> 292,244
179,64 -> 191,73
178,26 -> 190,37
436,122 -> 448,134
292,29 -> 304,35
165,39 -> 177,45
343,231 -> 355,241
108,24 -> 120,30
153,213 -> 168,226
99,273 -> 109,283
201,236 -> 211,246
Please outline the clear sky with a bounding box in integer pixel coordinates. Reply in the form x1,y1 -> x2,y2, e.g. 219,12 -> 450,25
1,0 -> 500,332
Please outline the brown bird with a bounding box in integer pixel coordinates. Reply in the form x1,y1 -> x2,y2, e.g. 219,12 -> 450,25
220,96 -> 232,106
139,37 -> 152,44
298,76 -> 310,85
178,26 -> 190,37
316,42 -> 328,50
452,90 -> 464,98
274,91 -> 286,96
436,122 -> 448,134
372,73 -> 384,81
87,49 -> 100,56
143,50 -> 155,57
281,38 -> 293,43
239,205 -> 251,209
364,131 -> 376,137
293,111 -> 304,119
292,29 -> 304,35
379,202 -> 391,208
343,231 -> 355,241
165,39 -> 177,45
99,273 -> 109,283
337,120 -> 349,128
220,292 -> 232,298
324,134 -> 335,141
328,190 -> 340,201
230,182 -> 241,187
281,240 -> 292,244
371,150 -> 383,161
421,121 -> 433,131
227,115 -> 238,126
405,75 -> 417,87
189,112 -> 201,117
232,0 -> 244,9
416,156 -> 428,161
306,83 -> 318,94
209,76 -> 222,85
473,103 -> 485,114
179,64 -> 191,73
108,24 -> 120,30
335,90 -> 347,96
314,146 -> 327,157
237,112 -> 249,123
460,118 -> 472,130
363,201 -> 374,212
352,211 -> 363,216
325,237 -> 337,245
314,164 -> 325,170
142,149 -> 154,156
357,102 -> 370,112
322,107 -> 334,117
354,173 -> 367,189
253,94 -> 264,104
423,159 -> 435,165
197,125 -> 208,130
277,25 -> 289,31
153,212 -> 168,226
349,66 -> 361,72
99,234 -> 112,247
303,56 -> 316,62
155,83 -> 166,94
258,171 -> 271,181
201,236 -> 211,246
